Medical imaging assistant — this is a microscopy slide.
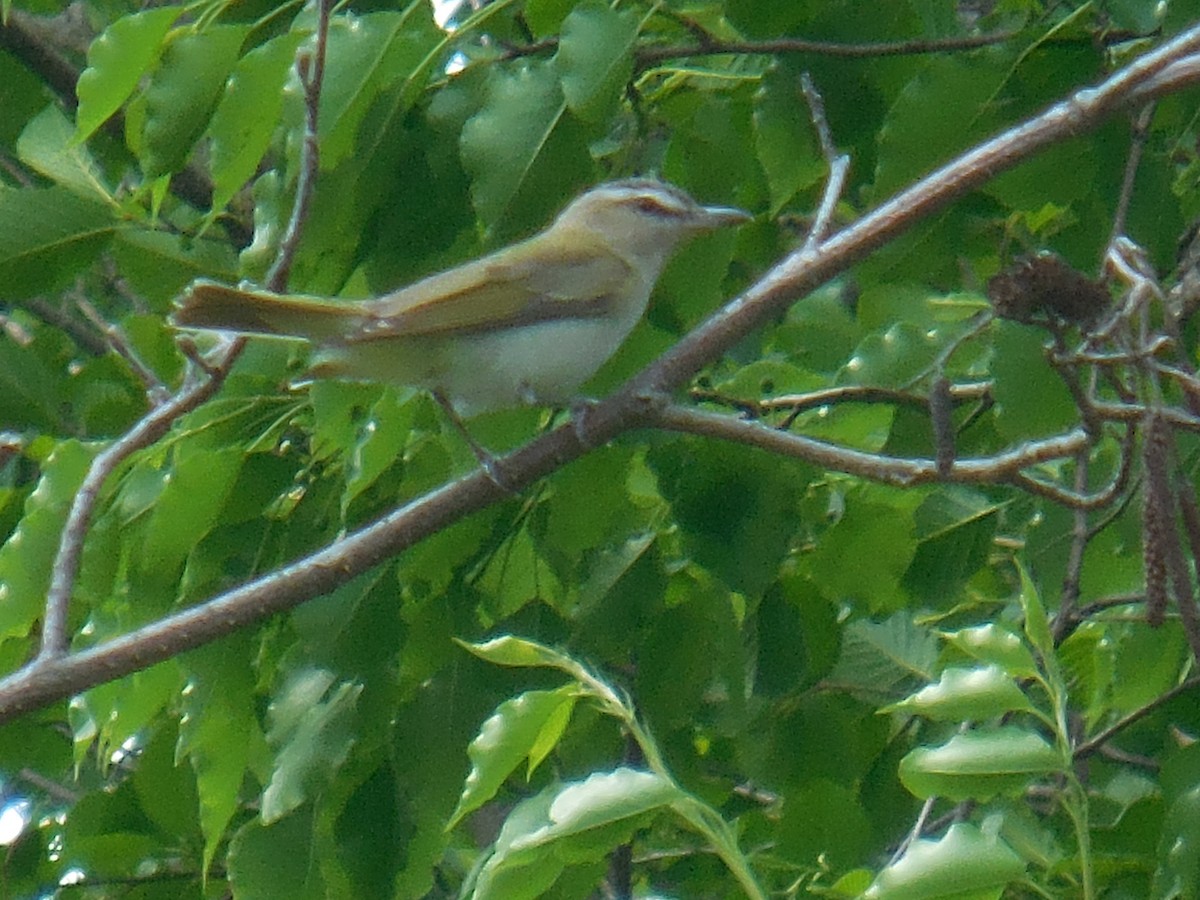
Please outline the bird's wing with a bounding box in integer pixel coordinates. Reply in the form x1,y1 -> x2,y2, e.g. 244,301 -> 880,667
346,236 -> 635,342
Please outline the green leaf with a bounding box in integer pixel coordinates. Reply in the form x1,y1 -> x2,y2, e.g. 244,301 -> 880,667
899,726 -> 1062,802
141,446 -> 243,573
839,321 -> 945,389
472,768 -> 681,898
904,490 -> 1001,607
207,31 -> 308,218
179,635 -> 263,875
341,389 -> 415,516
460,635 -> 580,672
0,186 -> 114,297
229,808 -> 326,900
885,665 -> 1034,721
261,668 -> 362,822
777,779 -> 872,869
554,1 -> 638,123
803,493 -> 918,614
85,661 -> 180,763
524,0 -> 574,36
873,55 -> 1001,201
139,25 -> 249,179
0,322 -> 73,431
864,822 -> 1026,899
131,719 -> 200,842
449,685 -> 579,829
319,7 -> 442,169
941,624 -> 1039,679
73,6 -> 183,144
0,440 -> 97,642
460,60 -> 592,234
649,439 -> 804,598
518,768 -> 679,844
16,105 -> 112,203
990,320 -> 1077,443
1017,562 -> 1053,660
831,614 -> 938,694
110,229 -> 238,306
1152,785 -> 1200,900
753,63 -> 824,214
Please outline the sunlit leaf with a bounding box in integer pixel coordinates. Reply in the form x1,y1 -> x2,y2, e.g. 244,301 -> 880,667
449,686 -> 579,829
899,726 -> 1062,802
885,665 -> 1034,721
864,822 -> 1025,899
74,6 -> 183,143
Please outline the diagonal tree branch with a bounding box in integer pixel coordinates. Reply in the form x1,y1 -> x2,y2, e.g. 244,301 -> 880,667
5,27 -> 1200,720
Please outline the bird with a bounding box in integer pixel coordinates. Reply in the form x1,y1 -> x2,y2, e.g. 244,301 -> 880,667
173,179 -> 750,417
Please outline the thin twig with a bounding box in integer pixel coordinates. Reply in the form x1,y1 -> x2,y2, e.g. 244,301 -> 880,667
1053,448 -> 1093,640
76,296 -> 169,402
0,149 -> 35,188
17,767 -> 79,804
656,404 -> 1090,486
798,73 -> 849,251
637,30 -> 1021,65
891,796 -> 936,863
1075,675 -> 1200,758
21,298 -> 108,356
1106,103 -> 1156,258
691,381 -> 991,420
264,0 -> 332,292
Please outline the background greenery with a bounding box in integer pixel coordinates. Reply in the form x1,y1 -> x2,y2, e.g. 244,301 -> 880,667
2,0 -> 1200,897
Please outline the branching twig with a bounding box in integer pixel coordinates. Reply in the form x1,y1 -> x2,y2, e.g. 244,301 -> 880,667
636,31 -> 1021,65
21,298 -> 108,356
799,73 -> 849,251
37,0 -> 335,661
497,29 -> 1023,66
654,404 -> 1090,486
38,365 -> 238,659
76,296 -> 169,402
624,25 -> 1200,407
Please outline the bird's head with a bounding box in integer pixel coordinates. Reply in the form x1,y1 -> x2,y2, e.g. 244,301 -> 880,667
553,179 -> 751,266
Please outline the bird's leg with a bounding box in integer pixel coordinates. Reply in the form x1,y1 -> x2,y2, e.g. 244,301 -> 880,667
432,390 -> 515,493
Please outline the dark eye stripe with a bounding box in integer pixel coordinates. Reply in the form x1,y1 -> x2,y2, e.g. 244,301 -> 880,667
633,196 -> 685,217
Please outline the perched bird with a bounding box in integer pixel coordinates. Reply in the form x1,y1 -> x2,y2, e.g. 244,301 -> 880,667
173,179 -> 750,418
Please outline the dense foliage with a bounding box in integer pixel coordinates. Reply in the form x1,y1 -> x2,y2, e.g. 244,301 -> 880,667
3,0 -> 1200,897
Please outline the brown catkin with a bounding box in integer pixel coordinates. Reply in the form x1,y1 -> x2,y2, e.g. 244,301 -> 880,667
986,253 -> 1111,328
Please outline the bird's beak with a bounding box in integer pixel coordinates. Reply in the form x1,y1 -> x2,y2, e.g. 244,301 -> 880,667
697,204 -> 753,229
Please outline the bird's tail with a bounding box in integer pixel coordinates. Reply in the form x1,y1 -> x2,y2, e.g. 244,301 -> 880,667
172,280 -> 364,343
